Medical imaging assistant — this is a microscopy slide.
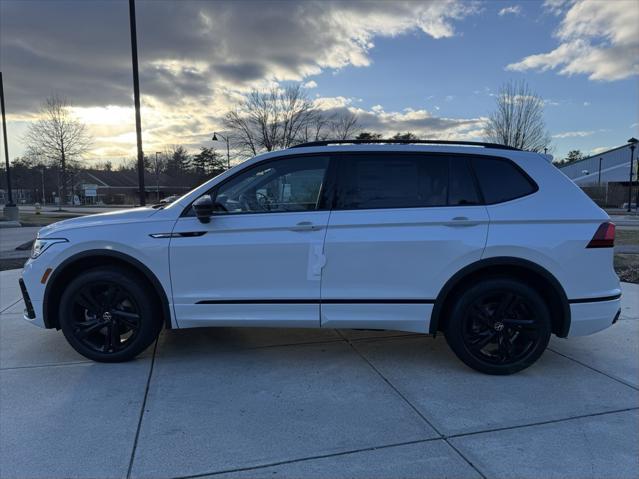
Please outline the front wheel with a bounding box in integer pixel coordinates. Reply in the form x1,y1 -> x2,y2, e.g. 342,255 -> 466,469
59,267 -> 162,362
444,278 -> 551,375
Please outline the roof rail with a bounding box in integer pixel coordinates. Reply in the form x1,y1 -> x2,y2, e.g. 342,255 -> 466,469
290,139 -> 520,151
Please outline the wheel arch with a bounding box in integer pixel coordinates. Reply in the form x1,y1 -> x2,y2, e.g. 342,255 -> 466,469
43,249 -> 173,330
430,257 -> 571,337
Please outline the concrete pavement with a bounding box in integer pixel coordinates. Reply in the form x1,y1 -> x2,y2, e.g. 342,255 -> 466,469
1,268 -> 637,479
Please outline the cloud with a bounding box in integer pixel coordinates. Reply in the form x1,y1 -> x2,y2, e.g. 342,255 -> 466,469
0,0 -> 479,160
552,130 -> 595,138
498,5 -> 522,17
313,99 -> 486,140
507,0 -> 639,81
303,80 -> 318,89
590,146 -> 613,155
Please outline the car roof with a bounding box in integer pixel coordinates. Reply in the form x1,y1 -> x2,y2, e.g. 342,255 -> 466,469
249,143 -> 538,163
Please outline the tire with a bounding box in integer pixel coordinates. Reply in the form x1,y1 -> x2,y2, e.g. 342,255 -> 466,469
444,278 -> 551,375
59,266 -> 162,362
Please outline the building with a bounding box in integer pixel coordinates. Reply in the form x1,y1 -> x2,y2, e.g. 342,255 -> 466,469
74,169 -> 199,205
0,168 -> 207,206
558,141 -> 638,208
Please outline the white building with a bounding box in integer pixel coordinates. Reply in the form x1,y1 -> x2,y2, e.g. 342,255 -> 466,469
558,141 -> 638,208
559,142 -> 637,186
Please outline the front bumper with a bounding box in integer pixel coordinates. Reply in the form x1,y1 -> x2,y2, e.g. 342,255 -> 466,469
567,297 -> 622,336
18,278 -> 36,319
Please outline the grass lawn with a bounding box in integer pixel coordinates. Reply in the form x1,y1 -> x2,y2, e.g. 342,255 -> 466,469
616,229 -> 639,246
615,254 -> 639,284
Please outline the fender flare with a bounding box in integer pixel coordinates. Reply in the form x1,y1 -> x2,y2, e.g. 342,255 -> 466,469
43,249 -> 173,330
429,256 -> 571,337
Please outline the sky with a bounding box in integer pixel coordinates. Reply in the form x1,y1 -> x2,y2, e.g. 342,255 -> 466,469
0,0 -> 637,166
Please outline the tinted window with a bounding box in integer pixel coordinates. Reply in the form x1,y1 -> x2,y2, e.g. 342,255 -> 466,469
336,155 -> 449,209
449,158 -> 480,205
471,158 -> 537,204
213,156 -> 328,214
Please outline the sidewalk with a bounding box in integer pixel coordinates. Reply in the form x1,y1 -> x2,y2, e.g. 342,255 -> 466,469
1,269 -> 637,479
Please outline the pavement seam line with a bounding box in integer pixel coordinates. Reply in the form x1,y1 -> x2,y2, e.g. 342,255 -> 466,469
446,406 -> 639,440
165,406 -> 639,479
336,330 -> 488,479
547,347 -> 639,391
168,437 -> 442,479
126,338 -> 159,479
0,360 -> 91,371
0,298 -> 22,314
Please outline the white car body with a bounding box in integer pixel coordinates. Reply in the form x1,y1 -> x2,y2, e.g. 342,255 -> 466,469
20,144 -> 621,350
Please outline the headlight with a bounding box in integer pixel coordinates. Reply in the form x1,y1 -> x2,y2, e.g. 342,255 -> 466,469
31,238 -> 68,259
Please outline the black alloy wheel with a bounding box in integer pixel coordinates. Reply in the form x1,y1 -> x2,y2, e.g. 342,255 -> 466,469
445,278 -> 551,375
59,267 -> 162,362
70,281 -> 141,354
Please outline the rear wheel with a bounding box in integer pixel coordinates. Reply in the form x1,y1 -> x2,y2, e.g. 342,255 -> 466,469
59,267 -> 162,362
444,278 -> 551,375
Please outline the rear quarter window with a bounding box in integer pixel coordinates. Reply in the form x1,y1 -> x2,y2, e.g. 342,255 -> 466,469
471,157 -> 537,204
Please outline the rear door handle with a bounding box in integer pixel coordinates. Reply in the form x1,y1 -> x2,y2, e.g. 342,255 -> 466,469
290,221 -> 319,232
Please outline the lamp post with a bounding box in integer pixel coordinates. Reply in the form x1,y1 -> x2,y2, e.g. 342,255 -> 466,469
628,137 -> 638,212
598,157 -> 602,186
212,132 -> 231,169
128,0 -> 146,206
155,151 -> 161,201
0,71 -> 19,221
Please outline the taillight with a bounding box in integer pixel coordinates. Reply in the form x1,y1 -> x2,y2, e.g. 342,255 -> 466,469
586,222 -> 615,248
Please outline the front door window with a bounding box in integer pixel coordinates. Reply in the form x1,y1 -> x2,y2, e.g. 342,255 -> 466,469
214,156 -> 329,214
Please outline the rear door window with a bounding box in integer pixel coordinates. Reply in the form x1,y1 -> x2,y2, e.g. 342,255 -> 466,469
471,157 -> 537,204
335,155 -> 449,210
449,157 -> 481,206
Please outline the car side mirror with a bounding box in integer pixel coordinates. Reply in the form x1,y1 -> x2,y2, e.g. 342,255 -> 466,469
193,195 -> 213,223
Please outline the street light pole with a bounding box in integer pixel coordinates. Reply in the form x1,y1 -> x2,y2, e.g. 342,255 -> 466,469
155,151 -> 161,201
628,138 -> 638,212
598,157 -> 602,186
128,0 -> 146,206
212,132 -> 231,169
0,71 -> 18,221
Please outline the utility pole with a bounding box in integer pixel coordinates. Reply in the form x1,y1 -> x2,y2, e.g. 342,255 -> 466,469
598,157 -> 602,186
0,71 -> 19,221
128,0 -> 146,206
155,151 -> 161,201
628,138 -> 638,212
213,132 -> 231,169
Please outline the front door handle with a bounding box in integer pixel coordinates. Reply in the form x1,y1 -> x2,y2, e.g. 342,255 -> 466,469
446,216 -> 480,227
290,221 -> 318,232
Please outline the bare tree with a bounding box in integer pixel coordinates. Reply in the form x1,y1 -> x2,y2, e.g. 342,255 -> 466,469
483,80 -> 551,152
24,96 -> 91,204
329,111 -> 360,140
224,85 -> 318,155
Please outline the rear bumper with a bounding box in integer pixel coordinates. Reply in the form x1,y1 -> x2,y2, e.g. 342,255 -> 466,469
567,296 -> 622,337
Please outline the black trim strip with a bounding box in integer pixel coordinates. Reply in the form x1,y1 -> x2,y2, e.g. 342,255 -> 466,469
196,298 -> 436,305
150,232 -> 206,238
568,294 -> 621,304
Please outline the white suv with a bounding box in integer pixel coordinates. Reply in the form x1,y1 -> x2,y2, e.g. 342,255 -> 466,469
19,140 -> 621,374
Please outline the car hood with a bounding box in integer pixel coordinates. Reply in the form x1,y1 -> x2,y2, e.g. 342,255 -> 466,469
38,207 -> 158,237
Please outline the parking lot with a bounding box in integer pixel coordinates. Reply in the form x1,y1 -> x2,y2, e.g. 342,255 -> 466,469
1,268 -> 638,479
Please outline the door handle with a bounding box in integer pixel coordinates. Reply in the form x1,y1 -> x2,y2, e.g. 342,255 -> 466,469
290,221 -> 318,232
446,216 -> 480,227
